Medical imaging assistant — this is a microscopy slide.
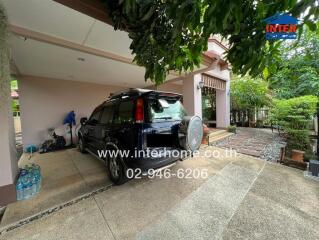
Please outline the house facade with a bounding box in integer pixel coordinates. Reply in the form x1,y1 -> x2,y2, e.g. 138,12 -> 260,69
0,0 -> 230,205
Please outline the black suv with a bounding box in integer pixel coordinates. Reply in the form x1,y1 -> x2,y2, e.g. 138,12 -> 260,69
78,88 -> 203,184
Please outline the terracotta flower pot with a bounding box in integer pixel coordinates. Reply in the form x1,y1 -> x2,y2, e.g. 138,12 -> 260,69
291,149 -> 305,162
202,124 -> 209,145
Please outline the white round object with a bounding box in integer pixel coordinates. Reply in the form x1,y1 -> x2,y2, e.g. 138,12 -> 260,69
179,116 -> 203,151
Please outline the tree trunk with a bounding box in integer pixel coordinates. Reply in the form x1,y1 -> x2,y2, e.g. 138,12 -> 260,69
232,111 -> 236,125
242,111 -> 245,127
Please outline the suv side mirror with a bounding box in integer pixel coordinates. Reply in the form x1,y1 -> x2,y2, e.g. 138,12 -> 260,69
80,117 -> 88,125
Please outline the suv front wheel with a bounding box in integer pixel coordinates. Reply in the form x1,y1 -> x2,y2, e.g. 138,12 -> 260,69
107,154 -> 127,185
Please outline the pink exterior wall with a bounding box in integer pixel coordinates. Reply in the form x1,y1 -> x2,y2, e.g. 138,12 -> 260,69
210,66 -> 230,128
19,76 -> 124,147
156,83 -> 183,94
0,77 -> 18,187
147,82 -> 183,94
149,69 -> 230,128
216,81 -> 230,128
182,74 -> 202,117
181,66 -> 230,127
206,65 -> 229,81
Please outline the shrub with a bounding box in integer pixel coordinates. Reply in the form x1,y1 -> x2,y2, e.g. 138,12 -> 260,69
285,129 -> 311,156
256,119 -> 264,128
269,95 -> 318,127
227,125 -> 237,133
269,95 -> 318,160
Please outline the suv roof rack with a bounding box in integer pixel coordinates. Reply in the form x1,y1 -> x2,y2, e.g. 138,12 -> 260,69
108,88 -> 181,100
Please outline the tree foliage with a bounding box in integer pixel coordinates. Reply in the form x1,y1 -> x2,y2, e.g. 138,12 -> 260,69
268,26 -> 319,98
231,76 -> 270,112
104,0 -> 318,85
11,79 -> 18,90
11,99 -> 19,112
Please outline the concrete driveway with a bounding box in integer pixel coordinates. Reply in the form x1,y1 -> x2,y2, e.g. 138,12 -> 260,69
1,146 -> 318,240
0,148 -> 112,227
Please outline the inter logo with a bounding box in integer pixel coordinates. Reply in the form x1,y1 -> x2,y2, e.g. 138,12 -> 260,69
263,13 -> 298,40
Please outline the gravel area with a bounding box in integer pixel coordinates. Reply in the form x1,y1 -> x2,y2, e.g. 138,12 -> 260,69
259,130 -> 286,162
212,127 -> 286,162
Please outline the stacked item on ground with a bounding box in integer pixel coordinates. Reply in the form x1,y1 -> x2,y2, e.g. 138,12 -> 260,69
16,164 -> 42,201
39,110 -> 77,153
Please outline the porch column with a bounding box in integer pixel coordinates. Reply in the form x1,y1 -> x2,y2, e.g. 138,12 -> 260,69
0,78 -> 18,205
0,4 -> 18,205
216,79 -> 230,128
182,74 -> 202,118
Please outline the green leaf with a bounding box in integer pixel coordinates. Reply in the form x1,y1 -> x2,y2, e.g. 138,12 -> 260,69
305,21 -> 317,31
103,0 -> 318,85
263,67 -> 269,80
141,6 -> 155,21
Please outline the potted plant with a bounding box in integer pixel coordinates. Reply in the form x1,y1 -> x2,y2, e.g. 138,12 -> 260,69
285,115 -> 312,162
270,96 -> 318,165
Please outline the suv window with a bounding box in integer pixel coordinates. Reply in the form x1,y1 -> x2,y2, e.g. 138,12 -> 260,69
148,98 -> 186,122
100,106 -> 114,124
114,101 -> 134,124
89,107 -> 102,124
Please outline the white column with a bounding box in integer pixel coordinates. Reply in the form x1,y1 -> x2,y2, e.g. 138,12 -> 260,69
216,80 -> 230,128
182,74 -> 202,118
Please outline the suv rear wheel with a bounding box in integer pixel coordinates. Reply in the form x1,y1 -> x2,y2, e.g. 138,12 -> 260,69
107,154 -> 127,185
78,137 -> 87,153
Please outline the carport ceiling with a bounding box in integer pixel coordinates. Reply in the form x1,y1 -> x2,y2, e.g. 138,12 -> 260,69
10,36 -> 150,87
3,0 -> 186,87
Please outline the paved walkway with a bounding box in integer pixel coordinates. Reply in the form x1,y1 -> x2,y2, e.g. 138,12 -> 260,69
212,128 -> 285,161
1,147 -> 318,240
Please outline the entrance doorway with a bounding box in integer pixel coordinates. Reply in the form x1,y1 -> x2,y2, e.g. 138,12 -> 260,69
202,87 -> 216,128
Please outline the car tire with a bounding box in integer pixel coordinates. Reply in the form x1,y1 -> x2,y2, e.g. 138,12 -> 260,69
107,154 -> 127,185
78,136 -> 87,153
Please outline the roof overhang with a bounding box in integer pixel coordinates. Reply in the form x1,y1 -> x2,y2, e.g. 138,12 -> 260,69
203,50 -> 229,70
53,0 -> 113,25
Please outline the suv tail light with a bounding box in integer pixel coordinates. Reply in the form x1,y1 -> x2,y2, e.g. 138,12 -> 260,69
135,98 -> 144,123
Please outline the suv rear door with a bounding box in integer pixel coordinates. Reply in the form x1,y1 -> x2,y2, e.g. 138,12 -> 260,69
112,99 -> 136,151
144,94 -> 186,149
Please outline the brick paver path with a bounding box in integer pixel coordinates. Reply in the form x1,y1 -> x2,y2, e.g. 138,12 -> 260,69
212,127 -> 284,160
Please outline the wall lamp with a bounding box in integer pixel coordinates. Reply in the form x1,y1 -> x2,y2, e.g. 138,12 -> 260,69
197,80 -> 205,89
